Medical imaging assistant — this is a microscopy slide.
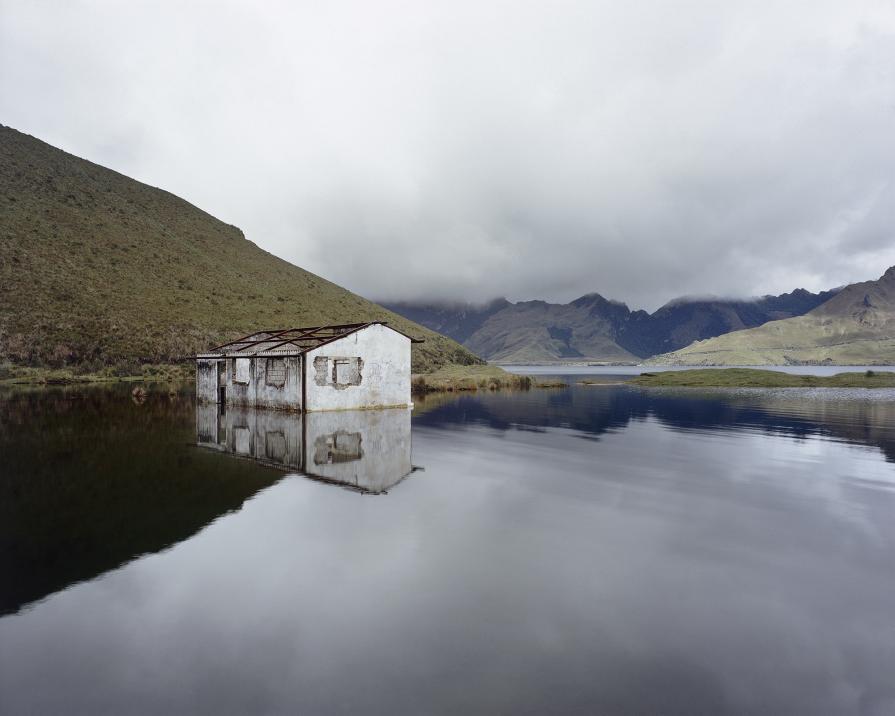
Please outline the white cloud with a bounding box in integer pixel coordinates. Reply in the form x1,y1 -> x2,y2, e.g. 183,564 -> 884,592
2,0 -> 894,309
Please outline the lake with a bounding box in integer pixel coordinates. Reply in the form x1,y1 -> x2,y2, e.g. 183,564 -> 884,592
1,380 -> 894,715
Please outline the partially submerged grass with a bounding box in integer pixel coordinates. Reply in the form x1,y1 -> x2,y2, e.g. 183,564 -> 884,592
411,364 -> 565,394
629,368 -> 895,388
578,378 -> 630,386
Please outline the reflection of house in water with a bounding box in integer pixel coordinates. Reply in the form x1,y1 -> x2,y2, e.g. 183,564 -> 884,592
197,404 -> 414,494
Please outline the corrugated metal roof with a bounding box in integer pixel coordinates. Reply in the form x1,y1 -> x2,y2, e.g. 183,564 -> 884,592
196,321 -> 422,358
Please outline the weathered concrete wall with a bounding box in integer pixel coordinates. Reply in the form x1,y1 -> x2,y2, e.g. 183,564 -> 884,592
196,359 -> 220,403
305,408 -> 412,493
219,355 -> 302,410
250,356 -> 302,410
304,324 -> 411,411
194,404 -> 413,493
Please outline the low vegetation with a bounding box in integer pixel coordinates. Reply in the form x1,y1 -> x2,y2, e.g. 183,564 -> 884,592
411,365 -> 565,394
0,360 -> 192,385
629,368 -> 895,388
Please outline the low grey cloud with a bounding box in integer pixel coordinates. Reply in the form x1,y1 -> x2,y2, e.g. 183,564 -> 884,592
2,0 -> 894,310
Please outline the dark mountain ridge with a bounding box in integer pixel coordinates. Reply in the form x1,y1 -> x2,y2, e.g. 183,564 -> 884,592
381,298 -> 510,345
384,286 -> 840,363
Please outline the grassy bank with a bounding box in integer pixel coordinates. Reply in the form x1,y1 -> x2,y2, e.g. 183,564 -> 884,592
411,365 -> 565,394
0,362 -> 193,386
629,368 -> 895,388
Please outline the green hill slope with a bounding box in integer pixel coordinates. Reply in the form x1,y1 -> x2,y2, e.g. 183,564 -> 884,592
0,126 -> 482,373
648,267 -> 895,365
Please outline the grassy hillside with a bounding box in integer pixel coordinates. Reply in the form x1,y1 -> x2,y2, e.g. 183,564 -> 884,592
0,126 -> 482,373
648,268 -> 895,365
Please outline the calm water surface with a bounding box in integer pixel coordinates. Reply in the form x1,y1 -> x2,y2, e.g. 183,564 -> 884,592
2,380 -> 895,715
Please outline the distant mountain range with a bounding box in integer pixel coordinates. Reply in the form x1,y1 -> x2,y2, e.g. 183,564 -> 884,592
384,287 -> 840,363
649,267 -> 895,365
0,125 -> 480,372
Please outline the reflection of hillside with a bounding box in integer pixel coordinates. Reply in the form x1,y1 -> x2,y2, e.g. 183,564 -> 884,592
196,405 -> 413,494
731,393 -> 895,463
413,386 -> 895,462
0,386 -> 281,617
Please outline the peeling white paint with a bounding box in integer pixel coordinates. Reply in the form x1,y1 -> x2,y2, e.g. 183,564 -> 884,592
304,324 -> 412,412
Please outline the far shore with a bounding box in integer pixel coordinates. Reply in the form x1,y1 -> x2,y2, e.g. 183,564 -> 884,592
623,368 -> 895,388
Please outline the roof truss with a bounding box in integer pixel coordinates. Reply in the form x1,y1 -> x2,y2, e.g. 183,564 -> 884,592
203,321 -> 422,357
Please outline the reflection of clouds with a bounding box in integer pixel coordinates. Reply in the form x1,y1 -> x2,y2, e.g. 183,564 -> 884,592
2,400 -> 894,714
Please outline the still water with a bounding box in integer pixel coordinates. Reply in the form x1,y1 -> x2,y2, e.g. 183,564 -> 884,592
1,381 -> 894,715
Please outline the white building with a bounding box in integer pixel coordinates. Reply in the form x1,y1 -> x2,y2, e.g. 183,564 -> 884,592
195,322 -> 419,412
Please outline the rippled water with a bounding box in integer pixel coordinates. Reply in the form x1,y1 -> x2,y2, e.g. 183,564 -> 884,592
1,381 -> 894,715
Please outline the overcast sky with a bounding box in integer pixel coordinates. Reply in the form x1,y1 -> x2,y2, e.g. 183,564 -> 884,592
2,1 -> 894,310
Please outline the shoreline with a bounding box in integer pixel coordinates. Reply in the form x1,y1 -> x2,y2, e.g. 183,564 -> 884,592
0,362 -> 567,393
625,368 -> 895,389
8,363 -> 894,393
0,363 -> 193,387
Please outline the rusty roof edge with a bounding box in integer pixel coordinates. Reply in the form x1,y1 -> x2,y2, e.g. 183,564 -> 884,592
205,322 -> 372,353
372,321 -> 426,343
301,322 -> 425,353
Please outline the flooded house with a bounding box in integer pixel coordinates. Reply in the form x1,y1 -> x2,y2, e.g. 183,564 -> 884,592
195,322 -> 420,412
